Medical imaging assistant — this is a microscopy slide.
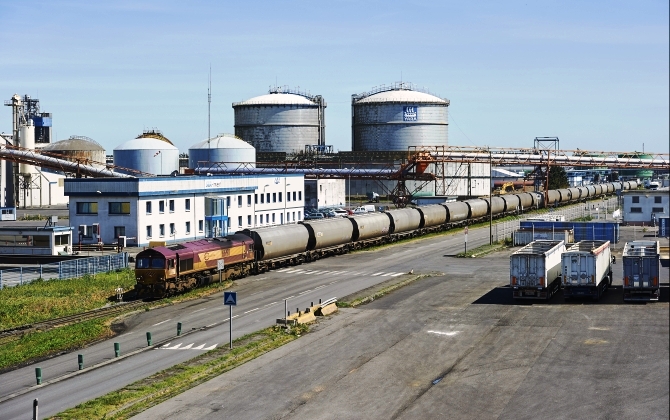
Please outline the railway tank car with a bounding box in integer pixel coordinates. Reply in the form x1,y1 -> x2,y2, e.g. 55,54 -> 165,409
135,181 -> 628,298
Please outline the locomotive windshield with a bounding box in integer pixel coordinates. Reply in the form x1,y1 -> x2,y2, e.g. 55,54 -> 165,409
136,257 -> 165,269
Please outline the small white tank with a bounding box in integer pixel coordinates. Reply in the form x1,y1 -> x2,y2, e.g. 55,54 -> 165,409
19,121 -> 35,174
188,133 -> 256,169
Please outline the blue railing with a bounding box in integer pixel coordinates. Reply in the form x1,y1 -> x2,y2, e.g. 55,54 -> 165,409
0,253 -> 129,289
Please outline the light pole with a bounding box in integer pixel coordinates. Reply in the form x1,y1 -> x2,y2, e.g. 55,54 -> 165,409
489,147 -> 493,245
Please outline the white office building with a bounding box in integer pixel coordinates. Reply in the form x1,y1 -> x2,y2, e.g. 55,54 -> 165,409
622,188 -> 669,226
65,174 -> 305,247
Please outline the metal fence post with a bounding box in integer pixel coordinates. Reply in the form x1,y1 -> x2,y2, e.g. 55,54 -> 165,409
20,267 -> 23,286
39,264 -> 43,280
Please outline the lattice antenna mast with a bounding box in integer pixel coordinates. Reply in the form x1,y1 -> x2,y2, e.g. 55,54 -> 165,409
208,65 -> 212,161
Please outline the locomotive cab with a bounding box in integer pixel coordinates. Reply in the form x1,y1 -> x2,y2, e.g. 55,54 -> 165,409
135,249 -> 172,297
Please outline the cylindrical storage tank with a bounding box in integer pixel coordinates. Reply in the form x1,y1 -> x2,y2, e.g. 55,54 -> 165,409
417,205 -> 447,228
352,82 -> 449,151
349,213 -> 391,241
42,136 -> 107,168
444,201 -> 469,222
301,218 -> 354,250
242,225 -> 309,260
515,193 -> 532,210
482,197 -> 505,215
502,194 -> 522,212
586,185 -> 596,197
233,88 -> 326,153
568,188 -> 581,201
465,198 -> 488,219
386,208 -> 422,234
188,134 -> 256,168
114,131 -> 179,175
19,122 -> 35,174
557,189 -> 572,203
547,190 -> 561,205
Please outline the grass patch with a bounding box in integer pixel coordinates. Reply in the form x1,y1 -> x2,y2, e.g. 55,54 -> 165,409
456,239 -> 511,258
54,324 -> 308,420
0,319 -> 110,371
0,269 -> 137,330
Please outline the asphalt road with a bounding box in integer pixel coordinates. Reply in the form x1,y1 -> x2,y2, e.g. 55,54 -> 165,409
132,226 -> 669,420
0,220 -> 492,419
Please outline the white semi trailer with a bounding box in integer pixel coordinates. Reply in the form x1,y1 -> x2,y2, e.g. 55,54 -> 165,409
622,240 -> 661,302
510,240 -> 566,300
562,240 -> 613,301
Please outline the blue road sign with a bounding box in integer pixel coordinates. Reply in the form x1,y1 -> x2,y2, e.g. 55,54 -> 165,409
224,291 -> 237,306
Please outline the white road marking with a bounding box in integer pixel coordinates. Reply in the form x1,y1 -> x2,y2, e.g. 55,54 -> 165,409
206,323 -> 218,327
381,273 -> 393,277
167,343 -> 183,349
277,268 -> 292,273
371,272 -> 383,276
192,344 -> 205,350
285,270 -> 300,274
191,308 -> 206,314
160,342 -> 171,348
329,281 -> 337,284
298,290 -> 311,295
203,344 -> 218,350
182,343 -> 194,349
427,330 -> 461,337
244,308 -> 260,314
264,302 -> 279,307
152,319 -> 172,326
391,273 -> 403,277
313,285 -> 327,290
285,295 -> 295,299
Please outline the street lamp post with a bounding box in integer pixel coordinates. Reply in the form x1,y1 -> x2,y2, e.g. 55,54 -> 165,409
489,147 -> 493,245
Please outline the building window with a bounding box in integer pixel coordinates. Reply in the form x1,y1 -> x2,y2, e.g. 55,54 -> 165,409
169,200 -> 175,212
298,191 -> 302,200
298,211 -> 301,220
185,221 -> 191,234
293,191 -> 296,201
272,213 -> 275,223
266,193 -> 270,203
280,213 -> 283,224
652,207 -> 664,213
237,216 -> 242,227
655,196 -> 662,203
238,196 -> 243,207
261,194 -> 265,204
227,197 -> 231,207
114,226 -> 126,239
320,184 -> 323,192
76,202 -> 98,214
292,211 -> 295,221
146,201 -> 152,214
632,196 -> 640,203
198,220 -> 203,232
185,199 -> 191,211
288,192 -> 291,202
146,226 -> 152,238
630,207 -> 642,213
273,193 -> 276,203
247,215 -> 251,226
159,224 -> 165,236
169,223 -> 175,235
255,194 -> 258,204
279,192 -> 282,202
159,201 -> 165,213
109,202 -> 130,214
247,195 -> 252,206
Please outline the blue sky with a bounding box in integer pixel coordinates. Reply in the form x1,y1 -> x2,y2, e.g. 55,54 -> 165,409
1,0 -> 668,155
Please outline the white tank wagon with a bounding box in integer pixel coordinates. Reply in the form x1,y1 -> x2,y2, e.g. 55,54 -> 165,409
301,218 -> 354,253
510,240 -> 566,300
351,82 -> 449,151
622,240 -> 661,302
562,240 -> 613,301
385,208 -> 422,236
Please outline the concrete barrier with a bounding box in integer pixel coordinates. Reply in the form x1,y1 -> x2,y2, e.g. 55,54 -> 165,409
316,303 -> 338,316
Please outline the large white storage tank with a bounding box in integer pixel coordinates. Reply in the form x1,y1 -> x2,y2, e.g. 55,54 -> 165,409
188,133 -> 256,169
233,86 -> 326,154
42,136 -> 106,168
352,82 -> 449,151
113,130 -> 179,175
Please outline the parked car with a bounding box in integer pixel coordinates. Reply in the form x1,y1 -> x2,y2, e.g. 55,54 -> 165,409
332,209 -> 348,217
304,212 -> 324,220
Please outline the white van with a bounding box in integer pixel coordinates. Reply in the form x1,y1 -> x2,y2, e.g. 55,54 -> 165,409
353,205 -> 376,214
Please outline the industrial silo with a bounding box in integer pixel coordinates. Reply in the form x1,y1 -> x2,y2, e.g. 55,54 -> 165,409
232,86 -> 326,154
113,130 -> 179,175
188,133 -> 256,169
42,136 -> 107,168
352,82 -> 449,151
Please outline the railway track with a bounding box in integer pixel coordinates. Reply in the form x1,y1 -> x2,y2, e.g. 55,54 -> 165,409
0,300 -> 150,345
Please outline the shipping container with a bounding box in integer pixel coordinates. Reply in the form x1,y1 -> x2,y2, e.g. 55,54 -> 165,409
562,240 -> 612,300
519,221 -> 619,243
622,241 -> 661,302
510,240 -> 566,300
513,229 -> 574,246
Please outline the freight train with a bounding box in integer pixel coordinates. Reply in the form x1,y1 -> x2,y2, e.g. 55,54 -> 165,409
135,181 -> 637,298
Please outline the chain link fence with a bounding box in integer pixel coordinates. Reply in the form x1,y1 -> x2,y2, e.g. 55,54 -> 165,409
0,253 -> 129,289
